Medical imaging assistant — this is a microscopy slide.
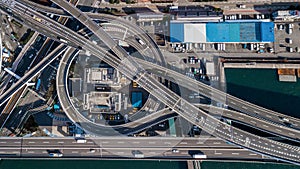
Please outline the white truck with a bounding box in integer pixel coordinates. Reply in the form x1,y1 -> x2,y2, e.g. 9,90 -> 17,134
138,39 -> 145,46
192,154 -> 207,159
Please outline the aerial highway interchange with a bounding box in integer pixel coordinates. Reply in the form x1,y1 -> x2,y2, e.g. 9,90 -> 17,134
0,0 -> 299,166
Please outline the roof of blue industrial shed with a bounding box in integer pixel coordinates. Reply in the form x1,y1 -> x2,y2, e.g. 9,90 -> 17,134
206,22 -> 240,42
170,22 -> 184,42
260,22 -> 275,42
169,21 -> 274,43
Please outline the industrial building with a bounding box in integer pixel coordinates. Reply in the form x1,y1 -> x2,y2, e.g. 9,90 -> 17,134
273,10 -> 300,21
170,21 -> 274,43
135,13 -> 164,22
170,5 -> 223,21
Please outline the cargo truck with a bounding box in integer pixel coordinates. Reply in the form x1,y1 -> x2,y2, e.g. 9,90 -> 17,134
192,154 -> 207,159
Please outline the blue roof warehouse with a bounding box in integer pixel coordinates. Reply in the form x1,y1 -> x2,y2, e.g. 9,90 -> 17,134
170,21 -> 274,43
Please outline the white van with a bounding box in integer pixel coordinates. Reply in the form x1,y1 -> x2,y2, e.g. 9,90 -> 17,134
76,139 -> 87,143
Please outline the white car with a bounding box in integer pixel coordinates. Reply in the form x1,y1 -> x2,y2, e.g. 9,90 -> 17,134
172,149 -> 179,153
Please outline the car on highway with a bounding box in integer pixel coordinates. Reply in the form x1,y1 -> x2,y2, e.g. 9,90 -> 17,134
48,150 -> 63,157
136,37 -> 145,46
76,138 -> 87,143
172,149 -> 179,153
49,152 -> 63,157
29,54 -> 34,59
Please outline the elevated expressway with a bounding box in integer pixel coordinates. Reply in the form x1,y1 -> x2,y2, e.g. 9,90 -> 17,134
1,0 -> 300,164
13,0 -> 300,132
0,44 -> 68,106
0,137 -> 266,160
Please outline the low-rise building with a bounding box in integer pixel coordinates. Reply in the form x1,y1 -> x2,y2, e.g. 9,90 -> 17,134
273,10 -> 300,21
170,20 -> 274,43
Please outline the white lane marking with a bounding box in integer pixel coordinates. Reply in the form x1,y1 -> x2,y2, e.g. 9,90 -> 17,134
43,141 -> 49,144
0,142 -> 7,144
72,151 -> 78,153
28,141 -> 35,144
58,142 -> 64,144
180,142 -> 187,144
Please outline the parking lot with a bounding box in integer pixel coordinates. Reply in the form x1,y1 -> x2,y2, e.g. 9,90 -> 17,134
274,21 -> 300,54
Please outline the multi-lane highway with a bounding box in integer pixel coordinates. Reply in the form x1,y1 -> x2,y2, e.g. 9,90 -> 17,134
1,0 -> 300,165
0,137 -> 266,160
0,44 -> 67,106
